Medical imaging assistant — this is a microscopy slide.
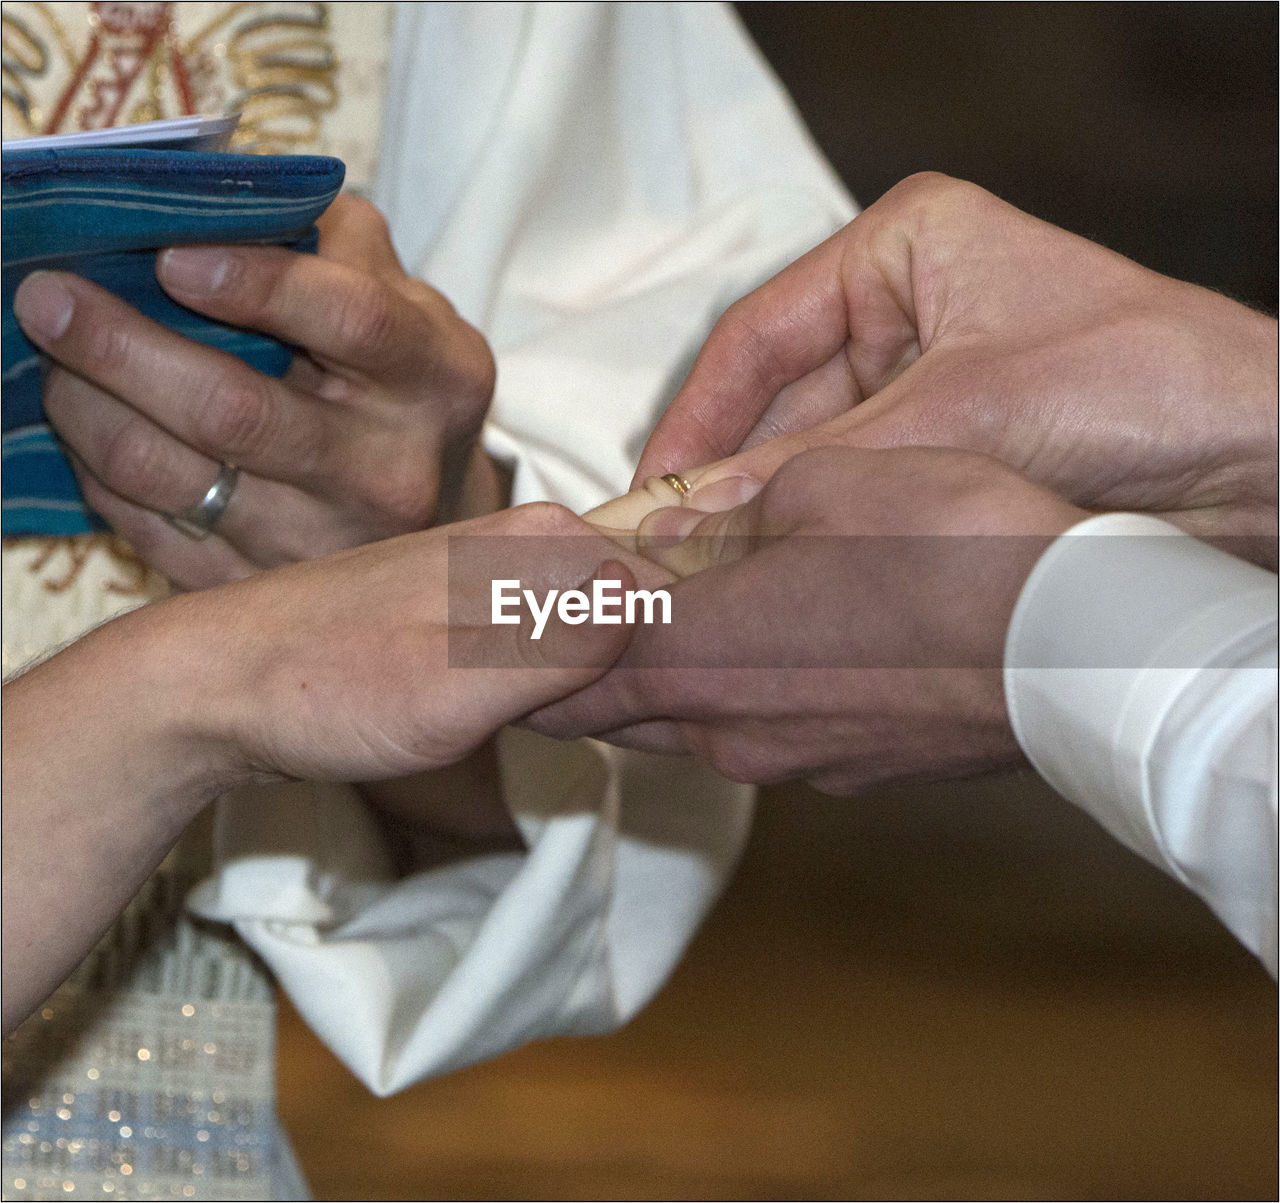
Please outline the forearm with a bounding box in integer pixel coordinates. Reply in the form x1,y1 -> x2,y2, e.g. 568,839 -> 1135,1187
1,606 -> 225,1031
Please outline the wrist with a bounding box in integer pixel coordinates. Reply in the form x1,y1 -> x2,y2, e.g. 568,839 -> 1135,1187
1178,305 -> 1278,564
438,443 -> 512,525
74,596 -> 257,808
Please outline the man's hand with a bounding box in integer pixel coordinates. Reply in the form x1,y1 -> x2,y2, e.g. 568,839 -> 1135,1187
537,445 -> 1086,796
13,195 -> 499,590
629,173 -> 1278,566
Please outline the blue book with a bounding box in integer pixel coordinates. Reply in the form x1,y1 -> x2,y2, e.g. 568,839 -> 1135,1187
2,116 -> 344,535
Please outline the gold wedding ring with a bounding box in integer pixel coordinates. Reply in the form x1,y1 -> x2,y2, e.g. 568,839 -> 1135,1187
660,473 -> 691,499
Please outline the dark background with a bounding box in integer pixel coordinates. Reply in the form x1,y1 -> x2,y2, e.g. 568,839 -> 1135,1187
281,7 -> 1278,1199
737,1 -> 1278,312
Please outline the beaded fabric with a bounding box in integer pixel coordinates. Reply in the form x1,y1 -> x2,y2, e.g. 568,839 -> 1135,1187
1,872 -> 290,1202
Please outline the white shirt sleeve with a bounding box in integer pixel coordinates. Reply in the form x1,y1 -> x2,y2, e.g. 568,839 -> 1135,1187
1004,513 -> 1278,973
189,2 -> 855,1095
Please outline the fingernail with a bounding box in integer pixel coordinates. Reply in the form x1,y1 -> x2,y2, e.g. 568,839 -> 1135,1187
14,272 -> 74,340
159,247 -> 230,295
642,507 -> 707,543
686,474 -> 761,512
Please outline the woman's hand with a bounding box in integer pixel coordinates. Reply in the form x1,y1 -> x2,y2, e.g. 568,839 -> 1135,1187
173,503 -> 649,788
1,502 -> 647,1031
13,195 -> 500,590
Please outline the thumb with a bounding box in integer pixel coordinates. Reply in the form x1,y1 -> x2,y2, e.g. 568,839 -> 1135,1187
632,234 -> 852,486
446,560 -> 639,728
632,485 -> 775,578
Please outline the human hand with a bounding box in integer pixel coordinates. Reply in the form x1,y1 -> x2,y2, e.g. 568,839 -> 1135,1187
139,502 -> 662,790
13,195 -> 498,590
535,446 -> 1086,796
627,173 -> 1278,566
2,501 -> 648,1028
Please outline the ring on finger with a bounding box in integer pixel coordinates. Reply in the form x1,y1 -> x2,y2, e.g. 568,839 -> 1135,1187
659,473 -> 691,499
167,462 -> 240,540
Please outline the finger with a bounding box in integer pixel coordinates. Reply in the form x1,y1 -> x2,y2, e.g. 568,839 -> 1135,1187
14,271 -> 347,488
632,494 -> 769,579
677,363 -> 967,502
46,365 -> 221,509
44,368 -> 360,566
446,561 -> 638,734
583,472 -> 765,555
666,415 -> 872,517
520,710 -> 691,755
585,718 -> 691,754
735,342 -> 864,452
582,473 -> 712,533
156,243 -> 467,383
68,454 -> 257,591
314,193 -> 406,275
631,233 -> 852,484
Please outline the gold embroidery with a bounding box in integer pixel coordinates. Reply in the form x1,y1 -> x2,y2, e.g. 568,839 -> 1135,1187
2,4 -> 341,146
220,6 -> 339,153
0,4 -> 58,132
5,534 -> 154,595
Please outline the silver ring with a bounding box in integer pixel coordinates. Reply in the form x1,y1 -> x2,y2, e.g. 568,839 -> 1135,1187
168,463 -> 239,540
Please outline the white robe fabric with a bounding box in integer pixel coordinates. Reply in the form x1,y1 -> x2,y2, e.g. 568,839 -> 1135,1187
188,1 -> 856,1096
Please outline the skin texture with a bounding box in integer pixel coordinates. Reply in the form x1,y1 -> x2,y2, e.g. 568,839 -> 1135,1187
596,173 -> 1277,568
2,502 -> 652,1034
535,445 -> 1086,793
13,195 -> 502,592
12,195 -> 518,882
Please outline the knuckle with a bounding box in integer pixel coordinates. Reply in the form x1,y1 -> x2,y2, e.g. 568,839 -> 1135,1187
195,371 -> 275,459
362,461 -> 437,531
892,169 -> 959,196
508,501 -> 585,538
333,275 -> 398,357
453,325 -> 497,404
722,303 -> 792,392
337,193 -> 389,237
886,172 -> 992,222
100,425 -> 171,501
84,319 -> 133,377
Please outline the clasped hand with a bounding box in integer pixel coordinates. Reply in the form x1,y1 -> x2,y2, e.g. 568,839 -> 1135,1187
537,173 -> 1277,794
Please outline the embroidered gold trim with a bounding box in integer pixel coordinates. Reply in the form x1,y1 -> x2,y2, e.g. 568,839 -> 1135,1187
4,534 -> 154,595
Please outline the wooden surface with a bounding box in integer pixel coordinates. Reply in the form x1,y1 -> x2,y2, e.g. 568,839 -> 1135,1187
277,772 -> 1277,1200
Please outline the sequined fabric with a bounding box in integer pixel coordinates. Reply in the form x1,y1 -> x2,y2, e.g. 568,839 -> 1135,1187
1,873 -> 286,1202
